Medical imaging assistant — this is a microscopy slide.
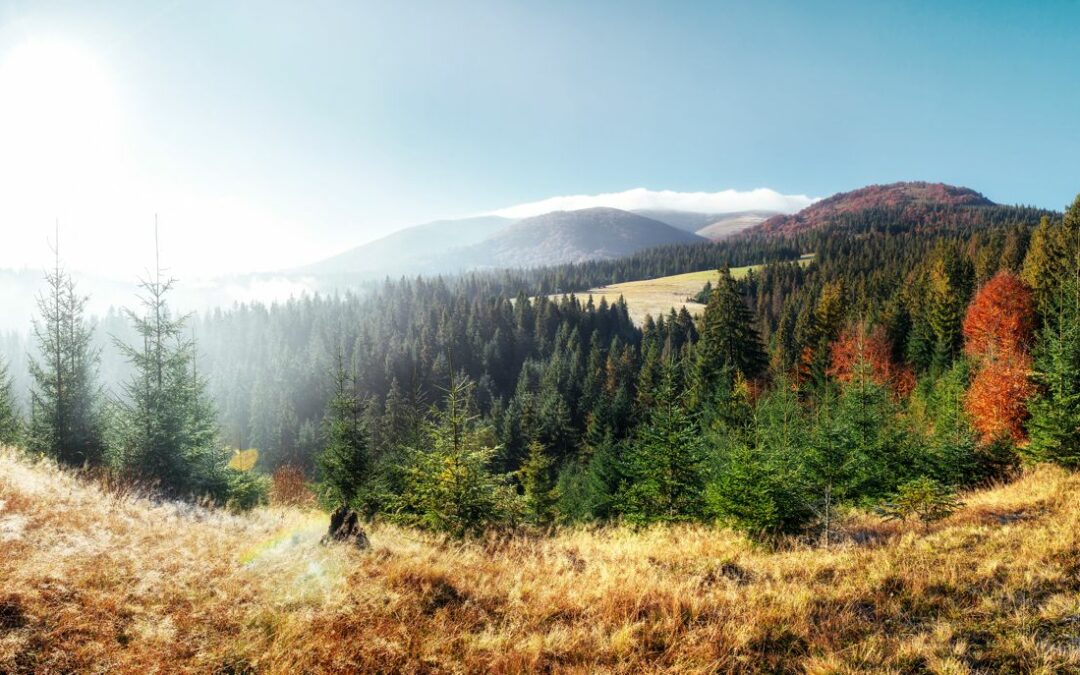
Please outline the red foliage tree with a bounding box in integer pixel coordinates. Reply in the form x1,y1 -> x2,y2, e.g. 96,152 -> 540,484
962,271 -> 1035,359
828,324 -> 915,397
964,355 -> 1036,445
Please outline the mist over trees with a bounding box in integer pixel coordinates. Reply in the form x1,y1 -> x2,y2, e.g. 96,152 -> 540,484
1,194 -> 1077,540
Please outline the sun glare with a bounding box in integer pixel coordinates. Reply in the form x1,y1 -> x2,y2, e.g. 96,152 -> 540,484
0,37 -> 125,200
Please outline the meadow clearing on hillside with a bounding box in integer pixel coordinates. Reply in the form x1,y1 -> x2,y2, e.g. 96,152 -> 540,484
564,254 -> 814,324
3,447 -> 1080,674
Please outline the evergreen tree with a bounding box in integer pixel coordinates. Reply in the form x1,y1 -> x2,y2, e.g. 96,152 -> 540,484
1026,278 -> 1080,466
694,267 -> 766,403
706,375 -> 813,536
114,241 -> 224,497
395,376 -> 520,537
518,440 -> 558,526
28,242 -> 105,466
0,357 -> 21,446
316,357 -> 370,508
620,365 -> 707,524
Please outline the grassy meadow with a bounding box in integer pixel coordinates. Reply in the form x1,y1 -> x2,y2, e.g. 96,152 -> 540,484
564,255 -> 813,325
3,446 -> 1080,673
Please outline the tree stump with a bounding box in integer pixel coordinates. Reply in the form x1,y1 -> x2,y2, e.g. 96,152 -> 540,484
321,505 -> 369,549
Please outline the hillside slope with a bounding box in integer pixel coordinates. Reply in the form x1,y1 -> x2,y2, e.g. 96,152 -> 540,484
462,207 -> 707,269
756,181 -> 1011,234
4,448 -> 1080,673
297,215 -> 513,277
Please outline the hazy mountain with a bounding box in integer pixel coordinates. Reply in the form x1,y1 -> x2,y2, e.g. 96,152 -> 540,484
633,209 -> 779,239
298,215 -> 513,277
458,207 -> 707,269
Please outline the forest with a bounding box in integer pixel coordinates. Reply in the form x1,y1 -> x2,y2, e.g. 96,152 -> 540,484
0,196 -> 1077,543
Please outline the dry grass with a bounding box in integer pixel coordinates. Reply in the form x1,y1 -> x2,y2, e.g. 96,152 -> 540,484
564,255 -> 814,325
3,448 -> 1080,673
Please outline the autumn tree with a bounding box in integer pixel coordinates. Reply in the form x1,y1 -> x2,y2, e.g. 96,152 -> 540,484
965,357 -> 1036,445
962,271 -> 1035,360
961,271 -> 1037,446
828,323 -> 914,397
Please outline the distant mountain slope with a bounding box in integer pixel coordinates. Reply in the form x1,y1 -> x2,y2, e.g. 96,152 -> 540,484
299,215 -> 512,276
634,209 -> 779,240
755,182 -> 1004,234
694,211 -> 778,240
460,207 -> 707,269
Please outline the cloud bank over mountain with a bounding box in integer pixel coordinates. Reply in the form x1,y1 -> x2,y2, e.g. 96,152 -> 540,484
487,188 -> 819,219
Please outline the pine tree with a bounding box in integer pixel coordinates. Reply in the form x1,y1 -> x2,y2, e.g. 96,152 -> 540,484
115,233 -> 224,496
620,365 -> 708,524
518,440 -> 558,526
316,356 -> 370,507
28,238 -> 105,466
1026,278 -> 1080,466
694,267 -> 766,403
0,357 -> 21,446
395,375 -> 519,537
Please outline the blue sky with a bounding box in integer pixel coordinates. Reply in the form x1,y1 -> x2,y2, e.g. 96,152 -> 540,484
0,0 -> 1078,276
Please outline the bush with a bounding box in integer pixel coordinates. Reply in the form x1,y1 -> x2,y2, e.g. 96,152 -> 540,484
877,477 -> 962,530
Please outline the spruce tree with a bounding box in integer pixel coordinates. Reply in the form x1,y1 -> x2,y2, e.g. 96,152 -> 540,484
395,375 -> 519,537
518,440 -> 558,525
0,357 -> 21,446
694,267 -> 766,404
620,364 -> 708,524
115,236 -> 223,496
316,357 -> 370,507
28,241 -> 105,466
1026,278 -> 1080,466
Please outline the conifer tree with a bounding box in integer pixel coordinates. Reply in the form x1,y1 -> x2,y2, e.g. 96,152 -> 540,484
518,440 -> 558,525
28,238 -> 105,466
395,375 -> 519,536
694,267 -> 766,403
316,356 -> 370,507
0,357 -> 21,446
620,364 -> 707,524
1026,278 -> 1080,466
115,233 -> 223,496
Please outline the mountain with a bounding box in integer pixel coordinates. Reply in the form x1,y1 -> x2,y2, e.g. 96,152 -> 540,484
755,182 -> 1001,234
693,211 -> 779,240
459,207 -> 707,269
298,215 -> 513,277
634,209 -> 779,240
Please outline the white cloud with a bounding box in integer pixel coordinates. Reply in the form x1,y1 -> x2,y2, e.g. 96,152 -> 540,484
487,187 -> 819,220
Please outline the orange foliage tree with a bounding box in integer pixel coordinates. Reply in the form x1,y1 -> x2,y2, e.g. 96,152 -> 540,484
965,355 -> 1037,444
962,271 -> 1035,359
962,271 -> 1037,444
828,324 -> 915,397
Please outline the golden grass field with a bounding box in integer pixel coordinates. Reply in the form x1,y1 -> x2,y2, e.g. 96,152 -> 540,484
3,446 -> 1080,673
564,255 -> 814,325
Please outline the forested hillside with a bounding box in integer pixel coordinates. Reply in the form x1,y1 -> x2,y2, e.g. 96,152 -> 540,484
0,185 -> 1074,543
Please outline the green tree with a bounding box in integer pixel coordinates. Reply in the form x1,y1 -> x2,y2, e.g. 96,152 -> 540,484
706,375 -> 813,537
395,376 -> 520,537
114,244 -> 225,497
694,267 -> 766,404
1026,278 -> 1080,466
28,243 -> 105,466
0,358 -> 21,446
316,357 -> 371,508
518,440 -> 559,526
620,366 -> 708,524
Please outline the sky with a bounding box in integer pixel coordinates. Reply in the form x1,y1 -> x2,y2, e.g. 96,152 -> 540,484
1,0 -> 1078,280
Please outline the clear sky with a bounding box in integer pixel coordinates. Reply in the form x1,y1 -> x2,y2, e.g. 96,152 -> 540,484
1,0 -> 1078,279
